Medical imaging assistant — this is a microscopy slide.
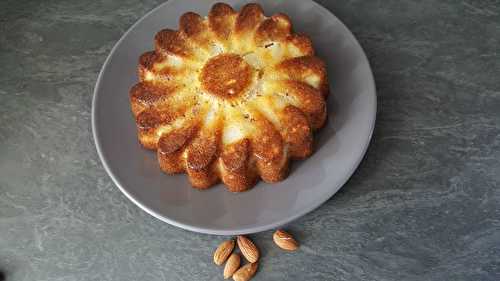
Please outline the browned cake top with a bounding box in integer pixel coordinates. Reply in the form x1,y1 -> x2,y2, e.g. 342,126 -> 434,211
200,54 -> 253,99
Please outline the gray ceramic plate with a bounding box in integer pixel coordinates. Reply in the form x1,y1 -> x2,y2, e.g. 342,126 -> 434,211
92,0 -> 376,235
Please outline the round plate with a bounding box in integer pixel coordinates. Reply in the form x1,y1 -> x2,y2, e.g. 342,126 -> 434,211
92,0 -> 376,235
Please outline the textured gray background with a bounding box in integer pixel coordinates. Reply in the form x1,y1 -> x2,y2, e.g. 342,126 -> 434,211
1,0 -> 499,280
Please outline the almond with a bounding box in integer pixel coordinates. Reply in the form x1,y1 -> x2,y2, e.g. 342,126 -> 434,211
237,235 -> 259,263
232,262 -> 258,281
273,229 -> 299,251
214,239 -> 235,265
223,253 -> 241,279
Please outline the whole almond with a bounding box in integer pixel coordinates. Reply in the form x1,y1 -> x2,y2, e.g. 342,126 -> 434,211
223,253 -> 241,279
237,236 -> 259,263
214,239 -> 235,265
232,262 -> 258,281
273,229 -> 299,251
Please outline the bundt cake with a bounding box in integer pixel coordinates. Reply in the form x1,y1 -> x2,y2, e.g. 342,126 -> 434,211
130,2 -> 329,192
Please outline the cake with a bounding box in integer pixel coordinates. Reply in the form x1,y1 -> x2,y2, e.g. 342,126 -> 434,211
130,3 -> 329,192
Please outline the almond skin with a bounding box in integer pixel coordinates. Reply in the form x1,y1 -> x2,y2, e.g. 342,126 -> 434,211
237,235 -> 260,263
214,239 -> 235,265
223,253 -> 241,279
232,262 -> 258,281
273,229 -> 299,251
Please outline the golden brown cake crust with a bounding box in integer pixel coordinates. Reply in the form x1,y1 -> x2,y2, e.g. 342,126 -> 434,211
282,80 -> 327,130
276,56 -> 329,97
235,4 -> 264,34
154,29 -> 190,58
208,3 -> 236,40
129,2 -> 330,192
220,139 -> 258,192
281,105 -> 313,159
179,12 -> 205,37
254,14 -> 291,45
200,54 -> 253,99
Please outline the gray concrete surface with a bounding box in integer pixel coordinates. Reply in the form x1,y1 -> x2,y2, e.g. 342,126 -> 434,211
1,0 -> 499,280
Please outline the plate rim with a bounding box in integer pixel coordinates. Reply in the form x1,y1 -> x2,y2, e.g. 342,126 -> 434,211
92,0 -> 377,235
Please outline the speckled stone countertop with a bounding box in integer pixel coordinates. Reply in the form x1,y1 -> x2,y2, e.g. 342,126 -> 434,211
1,0 -> 499,280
